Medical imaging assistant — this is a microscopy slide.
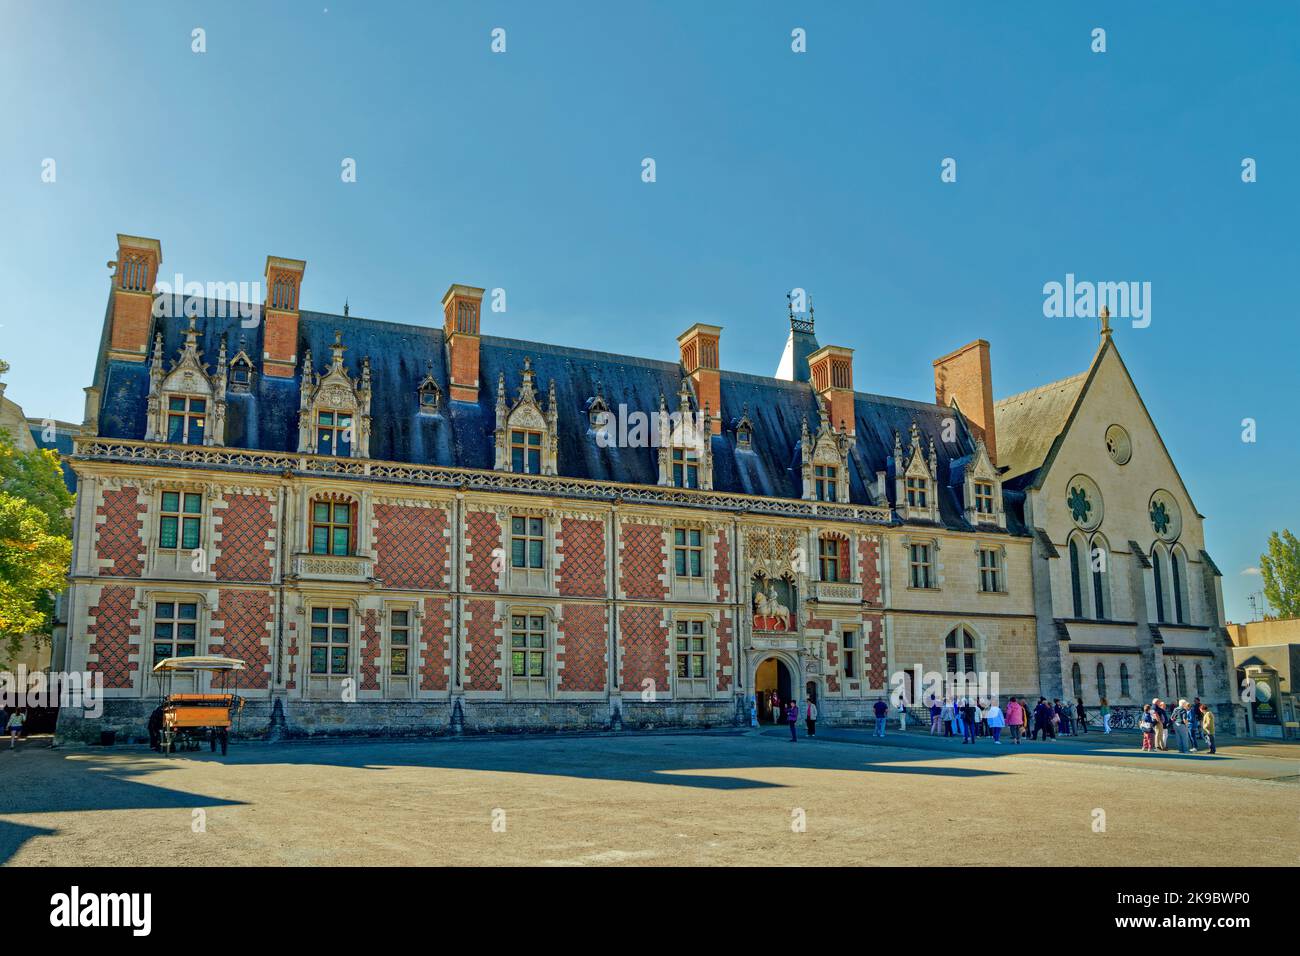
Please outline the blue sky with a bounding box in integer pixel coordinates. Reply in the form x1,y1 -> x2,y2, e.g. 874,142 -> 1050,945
1,1 -> 1295,622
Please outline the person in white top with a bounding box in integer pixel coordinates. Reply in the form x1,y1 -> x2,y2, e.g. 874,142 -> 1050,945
984,700 -> 1006,743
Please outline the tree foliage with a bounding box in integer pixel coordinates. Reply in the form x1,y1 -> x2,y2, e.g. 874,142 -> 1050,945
0,429 -> 74,658
1260,529 -> 1300,619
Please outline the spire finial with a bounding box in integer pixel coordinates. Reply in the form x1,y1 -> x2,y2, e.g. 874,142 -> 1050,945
344,299 -> 350,317
1100,304 -> 1112,340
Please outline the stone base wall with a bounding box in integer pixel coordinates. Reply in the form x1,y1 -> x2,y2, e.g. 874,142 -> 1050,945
54,695 -> 744,744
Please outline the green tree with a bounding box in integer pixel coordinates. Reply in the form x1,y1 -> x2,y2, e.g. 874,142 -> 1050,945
1259,529 -> 1300,619
0,429 -> 75,658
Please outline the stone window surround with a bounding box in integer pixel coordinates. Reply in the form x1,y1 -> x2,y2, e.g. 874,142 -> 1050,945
901,535 -> 941,591
141,587 -> 213,685
504,603 -> 555,700
670,610 -> 716,700
382,599 -> 419,696
300,592 -> 360,699
974,541 -> 1008,595
296,485 -> 371,560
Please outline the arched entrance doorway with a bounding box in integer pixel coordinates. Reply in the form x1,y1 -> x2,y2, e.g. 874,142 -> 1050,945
755,657 -> 793,723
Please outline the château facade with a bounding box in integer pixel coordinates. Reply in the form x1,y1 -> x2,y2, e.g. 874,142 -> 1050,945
55,235 -> 1240,740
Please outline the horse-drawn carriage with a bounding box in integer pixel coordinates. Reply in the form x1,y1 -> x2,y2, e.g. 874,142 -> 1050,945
152,655 -> 246,755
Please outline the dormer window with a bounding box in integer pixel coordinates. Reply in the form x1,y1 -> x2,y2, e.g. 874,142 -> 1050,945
671,448 -> 700,489
737,423 -> 752,449
973,481 -> 994,514
316,410 -> 353,457
814,465 -> 838,502
231,365 -> 251,387
416,362 -> 442,415
167,396 -> 207,445
906,476 -> 929,509
510,429 -> 543,474
960,439 -> 1005,529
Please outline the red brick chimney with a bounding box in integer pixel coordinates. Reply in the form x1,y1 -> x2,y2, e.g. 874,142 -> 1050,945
933,339 -> 996,464
443,284 -> 485,403
677,323 -> 722,434
107,234 -> 162,362
807,344 -> 855,435
263,256 -> 306,378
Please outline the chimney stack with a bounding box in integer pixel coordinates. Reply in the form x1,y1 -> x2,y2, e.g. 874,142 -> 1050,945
107,234 -> 162,362
443,284 -> 485,403
933,339 -> 996,464
807,344 -> 855,435
677,323 -> 722,434
263,256 -> 306,378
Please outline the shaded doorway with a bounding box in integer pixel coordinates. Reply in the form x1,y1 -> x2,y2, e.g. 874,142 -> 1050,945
755,657 -> 793,722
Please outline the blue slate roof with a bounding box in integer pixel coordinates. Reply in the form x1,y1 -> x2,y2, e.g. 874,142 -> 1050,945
94,297 -> 1027,535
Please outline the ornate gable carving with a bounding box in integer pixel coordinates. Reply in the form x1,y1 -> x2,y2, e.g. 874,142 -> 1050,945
962,438 -> 1006,529
800,398 -> 851,502
656,379 -> 713,490
296,330 -> 373,458
894,421 -> 940,523
144,317 -> 227,446
494,356 -> 559,475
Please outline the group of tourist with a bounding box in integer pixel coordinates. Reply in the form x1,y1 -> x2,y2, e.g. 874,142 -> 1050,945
755,689 -> 1218,755
1139,697 -> 1216,754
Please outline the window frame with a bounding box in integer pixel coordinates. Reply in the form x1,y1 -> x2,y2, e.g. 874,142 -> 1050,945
673,617 -> 711,698
509,429 -> 543,475
671,447 -> 700,489
908,541 -> 934,589
905,475 -> 929,509
315,408 -> 354,458
310,497 -> 356,557
308,604 -> 353,678
977,546 -> 1003,593
165,394 -> 208,446
510,515 -> 546,570
509,610 -> 549,695
152,599 -> 200,667
813,464 -> 837,502
818,536 -> 841,583
158,490 -> 203,552
973,480 -> 995,515
673,527 -> 705,579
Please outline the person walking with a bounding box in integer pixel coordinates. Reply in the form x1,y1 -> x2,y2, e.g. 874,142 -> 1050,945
873,697 -> 888,737
929,697 -> 941,736
787,700 -> 798,743
1139,704 -> 1154,751
985,699 -> 1005,743
7,708 -> 25,750
961,697 -> 977,744
1100,698 -> 1111,734
941,697 -> 954,737
1171,698 -> 1193,753
1202,704 -> 1216,755
770,691 -> 782,725
1005,697 -> 1023,745
805,698 -> 817,738
897,697 -> 908,732
1075,697 -> 1089,734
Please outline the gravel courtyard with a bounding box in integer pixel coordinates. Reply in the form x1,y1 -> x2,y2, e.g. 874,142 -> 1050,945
1,730 -> 1296,866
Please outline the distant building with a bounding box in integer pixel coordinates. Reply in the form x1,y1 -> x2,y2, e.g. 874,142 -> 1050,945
1227,618 -> 1300,738
56,234 -> 1240,740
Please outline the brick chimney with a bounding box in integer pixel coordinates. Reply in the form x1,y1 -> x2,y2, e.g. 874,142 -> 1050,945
263,256 -> 306,378
442,284 -> 485,403
106,234 -> 162,362
933,339 -> 996,464
807,344 -> 855,435
677,323 -> 722,434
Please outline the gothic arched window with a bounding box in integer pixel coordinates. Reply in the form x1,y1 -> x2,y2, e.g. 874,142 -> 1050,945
1071,662 -> 1082,699
1120,662 -> 1131,698
1096,662 -> 1107,701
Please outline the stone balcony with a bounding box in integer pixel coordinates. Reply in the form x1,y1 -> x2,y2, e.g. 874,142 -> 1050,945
290,552 -> 374,582
813,581 -> 862,604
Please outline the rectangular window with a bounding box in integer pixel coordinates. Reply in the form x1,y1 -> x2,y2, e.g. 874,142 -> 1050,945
671,448 -> 699,489
909,543 -> 933,589
153,601 -> 198,666
818,537 -> 841,582
814,465 -> 837,502
311,499 -> 354,556
316,410 -> 353,457
973,481 -> 994,514
166,396 -> 207,445
842,630 -> 856,679
906,476 -> 928,508
159,491 -> 203,550
978,547 -> 1003,593
510,430 -> 542,474
309,606 -> 351,676
675,620 -> 707,680
389,609 -> 410,677
673,527 -> 704,578
510,516 -> 545,569
510,614 -> 546,678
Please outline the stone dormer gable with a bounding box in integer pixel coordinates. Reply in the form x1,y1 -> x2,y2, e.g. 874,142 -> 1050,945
961,438 -> 1006,529
656,379 -> 713,490
297,330 -> 373,458
226,335 -> 257,394
416,361 -> 442,415
494,356 -> 559,475
894,421 -> 940,522
144,316 -> 227,446
732,403 -> 754,450
800,398 -> 850,502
